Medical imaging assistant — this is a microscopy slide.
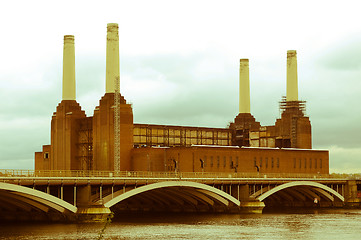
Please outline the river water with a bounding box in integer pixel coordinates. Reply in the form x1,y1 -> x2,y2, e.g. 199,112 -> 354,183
1,209 -> 361,240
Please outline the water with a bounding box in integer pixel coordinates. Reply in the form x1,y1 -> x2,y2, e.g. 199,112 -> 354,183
1,209 -> 361,240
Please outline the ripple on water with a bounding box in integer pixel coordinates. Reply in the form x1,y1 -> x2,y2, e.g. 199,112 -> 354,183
1,209 -> 361,240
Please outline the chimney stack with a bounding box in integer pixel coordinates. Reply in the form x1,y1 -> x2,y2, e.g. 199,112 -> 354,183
286,50 -> 298,101
106,23 -> 120,93
62,35 -> 76,100
239,59 -> 251,114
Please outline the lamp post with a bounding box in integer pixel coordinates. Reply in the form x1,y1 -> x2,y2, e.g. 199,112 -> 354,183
255,165 -> 260,177
231,161 -> 238,173
200,159 -> 204,174
173,159 -> 178,176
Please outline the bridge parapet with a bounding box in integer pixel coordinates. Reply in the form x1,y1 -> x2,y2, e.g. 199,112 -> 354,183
1,169 -> 355,179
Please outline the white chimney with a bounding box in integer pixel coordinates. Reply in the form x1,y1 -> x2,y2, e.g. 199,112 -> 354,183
106,23 -> 120,93
239,59 -> 251,113
286,50 -> 298,101
62,35 -> 76,100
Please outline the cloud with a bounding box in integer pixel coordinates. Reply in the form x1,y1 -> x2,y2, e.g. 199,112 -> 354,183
305,37 -> 361,149
329,146 -> 361,173
1,1 -> 360,173
317,36 -> 361,71
121,52 -> 238,127
2,46 -> 360,172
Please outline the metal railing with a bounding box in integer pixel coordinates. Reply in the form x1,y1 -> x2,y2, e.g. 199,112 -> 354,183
0,169 -> 355,179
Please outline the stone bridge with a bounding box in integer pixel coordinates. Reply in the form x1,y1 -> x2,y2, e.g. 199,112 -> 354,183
0,170 -> 360,222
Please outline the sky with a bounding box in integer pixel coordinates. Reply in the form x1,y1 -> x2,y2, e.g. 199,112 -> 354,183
0,0 -> 360,173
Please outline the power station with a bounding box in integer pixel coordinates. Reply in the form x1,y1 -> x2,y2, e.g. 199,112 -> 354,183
35,23 -> 328,175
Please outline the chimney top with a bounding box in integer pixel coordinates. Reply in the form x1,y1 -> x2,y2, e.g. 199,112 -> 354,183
107,23 -> 118,32
64,35 -> 74,43
287,50 -> 297,57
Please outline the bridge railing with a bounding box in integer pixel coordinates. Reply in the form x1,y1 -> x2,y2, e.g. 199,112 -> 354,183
0,169 -> 356,179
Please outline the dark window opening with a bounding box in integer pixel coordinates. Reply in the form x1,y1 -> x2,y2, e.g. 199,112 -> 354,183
304,158 -> 307,168
260,157 -> 263,168
265,157 -> 268,168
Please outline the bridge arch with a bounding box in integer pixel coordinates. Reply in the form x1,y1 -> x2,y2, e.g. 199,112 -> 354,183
0,182 -> 77,214
256,181 -> 344,203
104,181 -> 240,211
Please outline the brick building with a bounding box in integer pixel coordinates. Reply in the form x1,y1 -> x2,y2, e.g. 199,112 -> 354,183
35,24 -> 328,175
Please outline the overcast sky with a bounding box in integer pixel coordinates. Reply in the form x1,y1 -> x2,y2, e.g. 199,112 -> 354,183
0,0 -> 360,173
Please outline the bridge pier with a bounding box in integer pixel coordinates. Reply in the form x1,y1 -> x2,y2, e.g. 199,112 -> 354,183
239,200 -> 265,214
75,185 -> 111,222
76,206 -> 111,222
345,180 -> 361,208
229,184 -> 265,213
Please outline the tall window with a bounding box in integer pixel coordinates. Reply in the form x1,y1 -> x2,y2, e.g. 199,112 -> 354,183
217,156 -> 220,168
223,156 -> 226,167
293,158 -> 296,168
210,156 -> 213,168
260,157 -> 263,168
265,157 -> 268,168
271,158 -> 274,168
277,158 -> 280,168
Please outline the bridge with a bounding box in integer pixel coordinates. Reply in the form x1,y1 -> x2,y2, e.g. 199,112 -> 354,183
0,170 -> 360,222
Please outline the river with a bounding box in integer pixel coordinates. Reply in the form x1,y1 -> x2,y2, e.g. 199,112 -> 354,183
1,209 -> 361,239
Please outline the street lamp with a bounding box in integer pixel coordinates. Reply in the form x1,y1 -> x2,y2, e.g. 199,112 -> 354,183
199,159 -> 204,173
172,159 -> 178,175
255,165 -> 260,177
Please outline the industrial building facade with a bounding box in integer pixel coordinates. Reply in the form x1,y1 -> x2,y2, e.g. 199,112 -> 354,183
35,23 -> 328,175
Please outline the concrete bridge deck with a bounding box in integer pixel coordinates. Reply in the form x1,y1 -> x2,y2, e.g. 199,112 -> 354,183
0,170 -> 360,222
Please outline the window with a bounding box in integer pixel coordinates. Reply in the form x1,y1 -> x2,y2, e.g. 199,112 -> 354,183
223,156 -> 226,167
44,152 -> 49,159
229,156 -> 233,168
277,158 -> 280,168
236,156 -> 239,168
265,157 -> 268,168
309,158 -> 312,168
204,156 -> 207,168
260,157 -> 263,168
217,156 -> 220,168
304,158 -> 307,168
293,158 -> 296,168
314,158 -> 317,168
210,156 -> 214,168
299,158 -> 302,168
254,157 -> 257,167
